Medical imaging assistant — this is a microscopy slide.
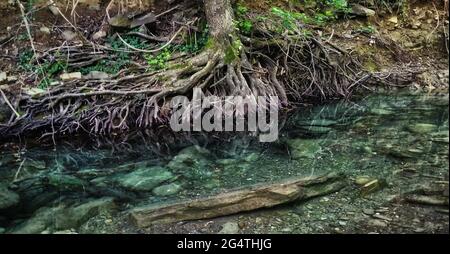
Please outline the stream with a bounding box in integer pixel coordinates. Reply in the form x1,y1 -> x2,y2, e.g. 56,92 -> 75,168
0,90 -> 448,234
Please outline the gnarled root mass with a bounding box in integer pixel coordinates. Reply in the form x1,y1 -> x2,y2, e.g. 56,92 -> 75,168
1,25 -> 382,141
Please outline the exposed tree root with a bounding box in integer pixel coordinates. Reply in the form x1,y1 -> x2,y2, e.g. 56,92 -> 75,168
0,12 -> 417,141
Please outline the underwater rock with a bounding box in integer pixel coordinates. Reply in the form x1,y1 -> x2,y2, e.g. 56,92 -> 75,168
0,184 -> 20,210
10,197 -> 115,234
167,145 -> 212,172
10,206 -> 64,234
370,108 -> 394,116
0,227 -> 5,234
297,119 -> 338,127
130,173 -> 346,227
287,139 -> 322,159
152,183 -> 182,196
118,166 -> 174,191
243,153 -> 259,162
54,198 -> 116,230
219,221 -> 240,234
300,126 -> 333,135
407,123 -> 438,134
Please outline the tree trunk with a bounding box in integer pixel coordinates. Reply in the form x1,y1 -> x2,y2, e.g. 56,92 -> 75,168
203,0 -> 235,43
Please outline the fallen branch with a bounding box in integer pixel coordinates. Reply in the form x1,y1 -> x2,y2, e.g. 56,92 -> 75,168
130,173 -> 347,227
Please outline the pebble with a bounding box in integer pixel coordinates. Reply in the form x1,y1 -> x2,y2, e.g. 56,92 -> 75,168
363,208 -> 375,216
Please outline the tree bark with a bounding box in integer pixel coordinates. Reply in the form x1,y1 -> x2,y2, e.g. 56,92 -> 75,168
203,0 -> 235,43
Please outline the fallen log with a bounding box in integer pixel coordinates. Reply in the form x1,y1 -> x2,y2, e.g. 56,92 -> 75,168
130,172 -> 347,228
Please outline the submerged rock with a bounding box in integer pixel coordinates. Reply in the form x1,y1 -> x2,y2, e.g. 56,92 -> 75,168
118,166 -> 174,191
407,123 -> 438,134
10,197 -> 115,234
0,184 -> 20,210
167,145 -> 212,172
287,139 -> 322,159
152,183 -> 182,196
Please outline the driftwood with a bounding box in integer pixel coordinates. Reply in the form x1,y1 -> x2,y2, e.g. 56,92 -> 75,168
130,172 -> 347,228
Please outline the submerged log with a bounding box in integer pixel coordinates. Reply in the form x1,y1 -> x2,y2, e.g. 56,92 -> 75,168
130,172 -> 347,228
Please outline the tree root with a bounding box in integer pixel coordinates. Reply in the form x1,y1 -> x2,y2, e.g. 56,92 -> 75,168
0,28 -> 413,141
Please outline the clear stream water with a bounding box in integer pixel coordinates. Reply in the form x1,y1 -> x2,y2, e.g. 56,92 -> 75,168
0,90 -> 448,233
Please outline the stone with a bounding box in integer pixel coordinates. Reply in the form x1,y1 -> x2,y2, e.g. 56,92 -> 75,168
287,139 -> 322,159
61,30 -> 78,41
11,206 -> 63,234
370,108 -> 393,116
355,176 -> 374,186
407,123 -> 438,134
368,219 -> 387,227
54,197 -> 116,230
109,15 -> 132,28
388,16 -> 398,24
0,227 -> 5,234
167,146 -> 212,172
92,30 -> 107,40
40,26 -> 51,34
0,184 -> 20,210
152,183 -> 182,196
361,179 -> 385,196
351,4 -> 376,17
243,153 -> 259,162
11,198 -> 115,234
60,72 -> 82,81
118,166 -> 174,191
363,208 -> 375,216
0,72 -> 6,83
84,71 -> 110,80
219,221 -> 239,234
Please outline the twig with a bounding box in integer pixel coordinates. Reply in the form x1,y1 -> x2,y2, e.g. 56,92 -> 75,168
13,158 -> 27,182
116,26 -> 184,53
0,88 -> 20,117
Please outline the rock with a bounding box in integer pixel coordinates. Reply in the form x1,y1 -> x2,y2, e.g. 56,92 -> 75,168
92,30 -> 107,40
54,197 -> 116,230
10,198 -> 115,234
130,13 -> 157,29
60,72 -> 82,81
368,219 -> 387,227
300,126 -> 333,134
48,5 -> 60,16
53,229 -> 78,234
61,30 -> 78,41
0,227 -> 5,234
407,123 -> 438,134
351,4 -> 376,17
287,139 -> 322,159
219,221 -> 239,234
40,26 -> 51,34
84,71 -> 110,80
152,183 -> 182,196
0,184 -> 20,210
11,206 -> 64,234
167,146 -> 212,172
363,208 -> 375,216
118,166 -> 174,191
109,15 -> 132,28
0,72 -> 6,83
243,153 -> 259,162
388,16 -> 398,24
370,108 -> 393,116
361,179 -> 385,196
24,87 -> 46,97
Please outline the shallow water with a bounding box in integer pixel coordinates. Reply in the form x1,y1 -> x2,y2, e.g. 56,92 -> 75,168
0,90 -> 448,233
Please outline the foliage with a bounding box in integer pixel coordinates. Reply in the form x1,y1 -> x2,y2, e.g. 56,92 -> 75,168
235,3 -> 253,35
144,48 -> 172,71
177,26 -> 210,54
